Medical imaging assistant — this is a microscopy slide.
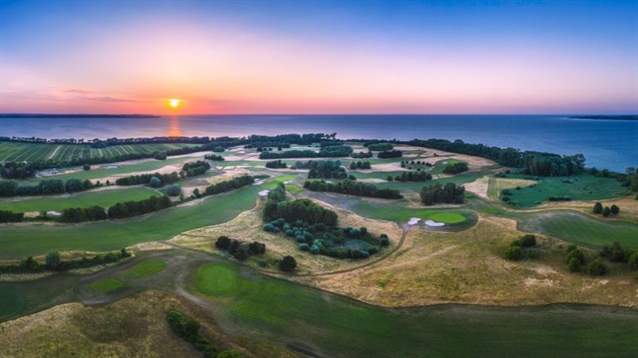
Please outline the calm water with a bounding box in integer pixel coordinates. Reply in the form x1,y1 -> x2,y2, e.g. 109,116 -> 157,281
1,115 -> 636,172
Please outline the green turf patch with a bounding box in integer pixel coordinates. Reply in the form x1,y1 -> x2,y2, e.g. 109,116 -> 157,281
0,286 -> 24,320
90,278 -> 126,293
124,259 -> 167,280
428,212 -> 467,224
195,264 -> 238,297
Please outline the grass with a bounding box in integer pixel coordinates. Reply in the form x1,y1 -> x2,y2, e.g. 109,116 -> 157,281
348,200 -> 471,225
0,183 -> 267,259
192,262 -> 638,358
194,264 -> 238,297
498,174 -> 627,208
520,211 -> 638,249
124,259 -> 168,280
90,278 -> 126,293
375,171 -> 485,192
0,286 -> 24,320
0,187 -> 160,213
428,212 -> 467,224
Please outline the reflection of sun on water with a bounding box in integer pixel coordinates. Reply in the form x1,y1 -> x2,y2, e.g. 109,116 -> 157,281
168,116 -> 182,137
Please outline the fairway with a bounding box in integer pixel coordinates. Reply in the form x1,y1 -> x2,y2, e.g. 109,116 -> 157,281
190,263 -> 638,358
124,259 -> 168,279
0,183 -> 266,258
348,199 -> 471,225
90,278 -> 126,293
0,187 -> 160,213
428,212 -> 467,224
195,264 -> 238,297
520,211 -> 638,249
0,286 -> 24,320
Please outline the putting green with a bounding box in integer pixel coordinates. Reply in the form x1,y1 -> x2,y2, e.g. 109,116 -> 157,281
195,264 -> 238,297
90,278 -> 126,294
124,259 -> 167,280
428,212 -> 467,224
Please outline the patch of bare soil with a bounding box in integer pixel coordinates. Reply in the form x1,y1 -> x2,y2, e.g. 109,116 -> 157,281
464,177 -> 490,199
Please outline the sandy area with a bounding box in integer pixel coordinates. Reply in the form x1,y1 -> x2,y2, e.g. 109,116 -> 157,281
464,177 -> 490,199
407,218 -> 420,225
424,220 -> 445,227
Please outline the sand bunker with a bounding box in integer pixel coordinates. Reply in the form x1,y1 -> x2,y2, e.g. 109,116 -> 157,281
424,220 -> 445,227
103,165 -> 118,169
252,180 -> 265,186
283,181 -> 293,184
407,217 -> 421,225
258,190 -> 270,196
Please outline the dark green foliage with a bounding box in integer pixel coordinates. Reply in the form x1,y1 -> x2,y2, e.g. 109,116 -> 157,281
1,161 -> 34,179
520,234 -> 537,248
14,179 -> 65,196
45,251 -> 61,268
153,151 -> 167,160
233,245 -> 251,261
566,249 -> 585,265
265,160 -> 287,168
0,248 -> 130,274
108,195 -> 172,219
61,205 -> 108,223
182,161 -> 211,177
420,183 -> 465,206
0,179 -> 19,196
65,178 -> 97,193
166,310 -> 219,357
215,236 -> 231,250
380,234 -> 390,247
628,253 -> 638,269
600,242 -> 626,262
292,160 -> 346,179
602,206 -> 611,217
83,164 -> 91,171
166,184 -> 182,197
387,175 -> 394,181
259,145 -> 353,159
203,175 -> 254,196
352,151 -> 373,159
279,255 -> 297,272
610,204 -> 619,214
567,257 -> 581,272
593,202 -> 603,214
117,172 -> 180,186
265,198 -> 338,226
204,154 -> 225,161
566,244 -> 577,252
504,246 -> 523,261
443,162 -> 469,175
217,350 -> 240,358
248,241 -> 266,255
587,258 -> 608,276
0,210 -> 24,223
377,150 -> 403,159
366,142 -> 394,151
304,179 -> 402,199
393,170 -> 432,182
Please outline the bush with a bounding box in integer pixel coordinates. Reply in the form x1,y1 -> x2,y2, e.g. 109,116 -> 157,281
628,252 -> 638,269
587,258 -> 608,276
593,202 -> 603,214
166,184 -> 182,197
299,243 -> 310,251
279,255 -> 297,272
602,206 -> 611,217
567,257 -> 581,272
45,251 -> 61,269
610,204 -> 620,214
566,244 -> 577,253
264,224 -> 276,232
504,246 -> 522,261
149,176 -> 162,188
520,234 -> 537,248
83,164 -> 90,171
566,248 -> 585,265
379,236 -> 390,247
215,236 -> 231,250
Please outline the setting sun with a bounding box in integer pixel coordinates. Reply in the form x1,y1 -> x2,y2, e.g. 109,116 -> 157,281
168,99 -> 181,108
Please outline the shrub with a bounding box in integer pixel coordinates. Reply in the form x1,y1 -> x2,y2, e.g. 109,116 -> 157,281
310,245 -> 321,255
587,258 -> 608,276
299,243 -> 310,251
504,245 -> 522,261
218,350 -> 241,358
610,204 -> 620,214
166,184 -> 182,196
264,224 -> 276,232
233,245 -> 250,261
566,244 -> 577,253
593,202 -> 603,214
567,257 -> 581,272
566,248 -> 585,265
149,176 -> 162,188
379,236 -> 390,247
628,252 -> 638,269
215,236 -> 231,250
83,164 -> 90,171
602,206 -> 611,217
279,255 -> 297,272
45,251 -> 61,269
520,234 -> 536,248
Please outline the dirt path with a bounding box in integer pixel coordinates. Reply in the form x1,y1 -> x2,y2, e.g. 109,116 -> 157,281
47,145 -> 62,160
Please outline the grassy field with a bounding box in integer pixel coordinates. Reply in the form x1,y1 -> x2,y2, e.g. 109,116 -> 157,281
192,262 -> 638,358
0,141 -> 198,163
375,171 -> 486,192
520,211 -> 638,249
124,259 -> 168,280
90,278 -> 127,293
0,184 -> 266,259
498,174 -> 627,207
0,187 -> 160,212
348,199 -> 472,225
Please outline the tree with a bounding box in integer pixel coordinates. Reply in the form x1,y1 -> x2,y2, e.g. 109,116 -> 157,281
520,234 -> 536,247
149,176 -> 162,188
45,251 -> 61,269
233,245 -> 250,261
610,204 -> 619,215
628,252 -> 638,269
567,257 -> 581,272
593,202 -> 603,214
566,248 -> 585,265
279,255 -> 297,272
504,246 -> 522,261
215,236 -> 231,250
166,184 -> 182,196
602,206 -> 611,217
587,258 -> 608,276
83,164 -> 91,171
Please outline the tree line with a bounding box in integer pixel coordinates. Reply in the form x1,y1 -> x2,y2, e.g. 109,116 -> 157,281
389,171 -> 432,182
214,236 -> 266,261
182,160 -> 210,177
204,154 -> 225,161
365,142 -> 394,151
350,161 -> 371,169
443,162 -> 469,174
0,248 -> 131,274
166,310 -> 239,358
377,150 -> 403,159
304,179 -> 403,199
420,183 -> 465,205
265,160 -> 288,168
258,145 -> 353,159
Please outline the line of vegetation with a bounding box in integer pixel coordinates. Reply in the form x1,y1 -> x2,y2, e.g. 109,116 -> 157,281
214,236 -> 266,261
265,160 -> 287,168
377,149 -> 403,159
291,160 -> 347,179
182,160 -> 211,177
351,151 -> 373,159
349,161 -> 371,169
115,172 -> 180,186
0,248 -> 131,274
364,142 -> 394,151
0,177 -> 105,197
419,183 -> 465,205
204,154 -> 225,161
388,171 -> 432,182
443,162 -> 469,174
592,202 -> 620,217
503,235 -> 538,261
304,179 -> 403,199
0,210 -> 25,223
166,310 -> 239,358
259,145 -> 353,160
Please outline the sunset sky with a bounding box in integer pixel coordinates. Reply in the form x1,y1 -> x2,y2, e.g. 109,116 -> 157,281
1,0 -> 636,115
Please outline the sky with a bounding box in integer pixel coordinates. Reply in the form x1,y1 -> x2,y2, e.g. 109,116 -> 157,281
1,0 -> 637,115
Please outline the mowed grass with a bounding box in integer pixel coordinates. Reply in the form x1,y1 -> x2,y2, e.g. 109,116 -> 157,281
500,174 -> 627,207
0,286 -> 24,320
0,187 -> 159,212
349,200 -> 471,225
193,263 -> 638,358
195,264 -> 238,297
428,212 -> 467,224
0,184 -> 265,259
90,278 -> 126,293
521,211 -> 638,249
0,141 -> 198,162
124,259 -> 168,280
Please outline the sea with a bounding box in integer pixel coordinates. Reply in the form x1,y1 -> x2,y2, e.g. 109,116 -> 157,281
1,115 -> 636,172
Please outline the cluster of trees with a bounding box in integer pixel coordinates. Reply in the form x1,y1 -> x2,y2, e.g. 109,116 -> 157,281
443,162 -> 469,174
116,172 -> 180,186
265,160 -> 287,168
0,248 -> 131,274
215,236 -> 266,261
0,210 -> 24,223
503,235 -> 537,261
204,154 -> 224,161
600,242 -> 637,278
166,184 -> 182,197
1,161 -> 34,179
264,198 -> 338,227
349,161 -> 371,170
365,142 -> 394,151
351,151 -> 373,159
0,179 -> 69,197
419,183 -> 465,206
377,150 -> 403,159
61,206 -> 108,223
182,161 -> 210,177
400,160 -> 432,169
108,195 -> 173,220
203,175 -> 254,196
593,202 -> 620,217
65,178 -> 100,193
389,171 -> 432,182
290,160 -> 347,179
279,255 -> 297,272
406,139 -> 585,177
259,145 -> 353,159
565,242 -> 636,276
304,179 -> 403,199
166,310 -> 238,358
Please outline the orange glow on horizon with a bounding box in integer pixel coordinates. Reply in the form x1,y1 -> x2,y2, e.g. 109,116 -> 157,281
167,98 -> 181,109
